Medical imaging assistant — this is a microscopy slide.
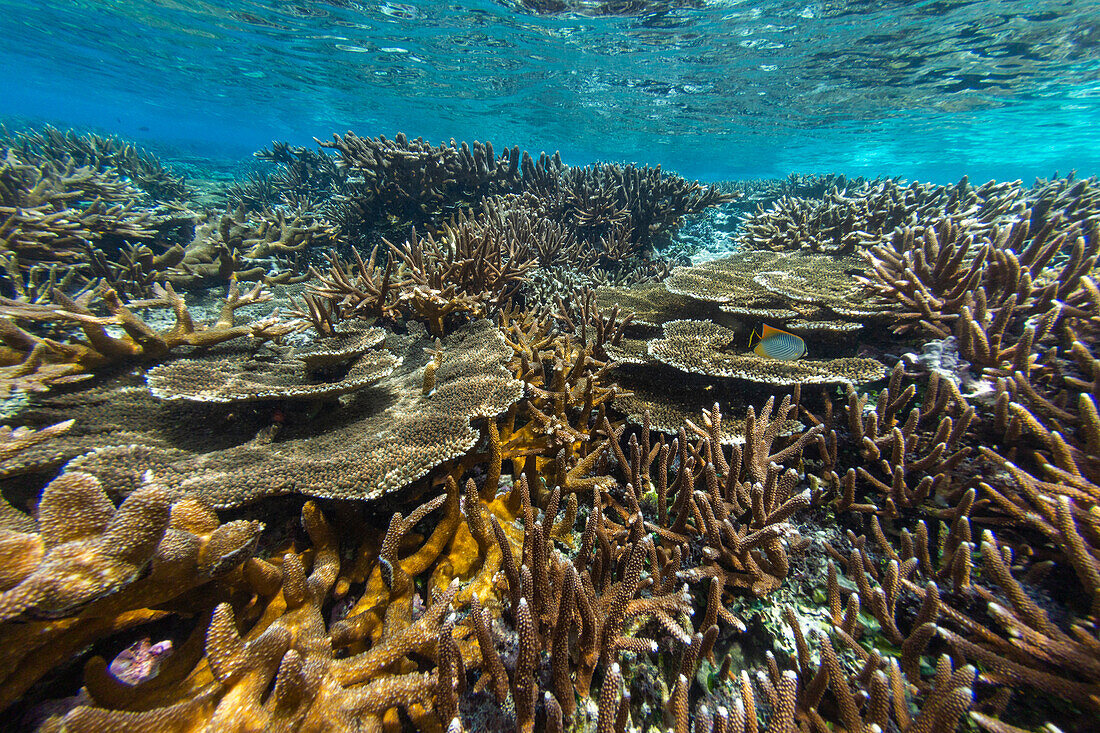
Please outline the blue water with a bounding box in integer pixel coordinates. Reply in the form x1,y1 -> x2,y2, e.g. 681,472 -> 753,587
3,0 -> 1099,181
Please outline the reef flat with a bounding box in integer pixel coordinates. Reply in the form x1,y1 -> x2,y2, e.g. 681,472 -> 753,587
1,125 -> 1098,732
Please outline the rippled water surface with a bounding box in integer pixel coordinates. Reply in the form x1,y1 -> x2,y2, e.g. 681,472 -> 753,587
3,0 -> 1099,179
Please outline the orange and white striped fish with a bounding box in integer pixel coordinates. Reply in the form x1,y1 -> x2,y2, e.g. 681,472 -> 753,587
749,324 -> 807,361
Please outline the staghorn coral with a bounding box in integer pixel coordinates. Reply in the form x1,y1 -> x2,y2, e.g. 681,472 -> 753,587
716,172 -> 879,215
309,206 -> 538,337
524,160 -> 735,254
455,395 -> 823,732
0,148 -> 155,274
386,214 -> 538,336
740,175 -> 1026,255
816,362 -> 977,517
792,346 -> 1100,728
0,279 -> 296,396
227,140 -> 350,212
321,131 -> 731,266
493,295 -> 626,488
860,214 -> 1097,354
2,125 -> 188,201
320,131 -> 530,242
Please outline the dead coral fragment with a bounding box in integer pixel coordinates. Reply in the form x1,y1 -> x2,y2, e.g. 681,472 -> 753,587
649,320 -> 884,386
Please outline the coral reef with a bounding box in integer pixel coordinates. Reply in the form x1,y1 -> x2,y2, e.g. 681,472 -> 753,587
0,126 -> 1097,733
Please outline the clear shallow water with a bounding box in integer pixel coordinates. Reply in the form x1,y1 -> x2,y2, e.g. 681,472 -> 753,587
3,0 -> 1099,181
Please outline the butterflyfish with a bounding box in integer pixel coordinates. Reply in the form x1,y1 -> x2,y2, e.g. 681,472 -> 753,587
749,324 -> 807,361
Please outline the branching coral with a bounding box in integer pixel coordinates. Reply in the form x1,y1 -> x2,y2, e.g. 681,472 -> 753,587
796,349 -> 1100,727
386,215 -> 538,336
2,125 -> 188,201
0,469 -> 261,712
227,140 -> 350,212
525,160 -> 734,253
0,279 -> 296,396
159,206 -> 324,289
740,176 -> 1026,254
309,207 -> 538,337
39,501 -> 457,732
320,131 -> 528,241
0,148 -> 155,273
861,215 -> 1097,360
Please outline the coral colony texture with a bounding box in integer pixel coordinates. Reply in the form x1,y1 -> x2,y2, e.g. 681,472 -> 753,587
1,125 -> 1099,733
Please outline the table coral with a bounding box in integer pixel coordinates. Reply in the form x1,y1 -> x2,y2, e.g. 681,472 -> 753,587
146,325 -> 394,403
649,319 -> 885,386
67,320 -> 524,506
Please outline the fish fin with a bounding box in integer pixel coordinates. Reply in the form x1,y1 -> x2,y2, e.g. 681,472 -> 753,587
748,329 -> 760,348
760,323 -> 789,338
753,342 -> 769,358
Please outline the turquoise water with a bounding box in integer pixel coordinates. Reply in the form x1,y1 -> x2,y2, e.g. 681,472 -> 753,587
3,0 -> 1098,181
